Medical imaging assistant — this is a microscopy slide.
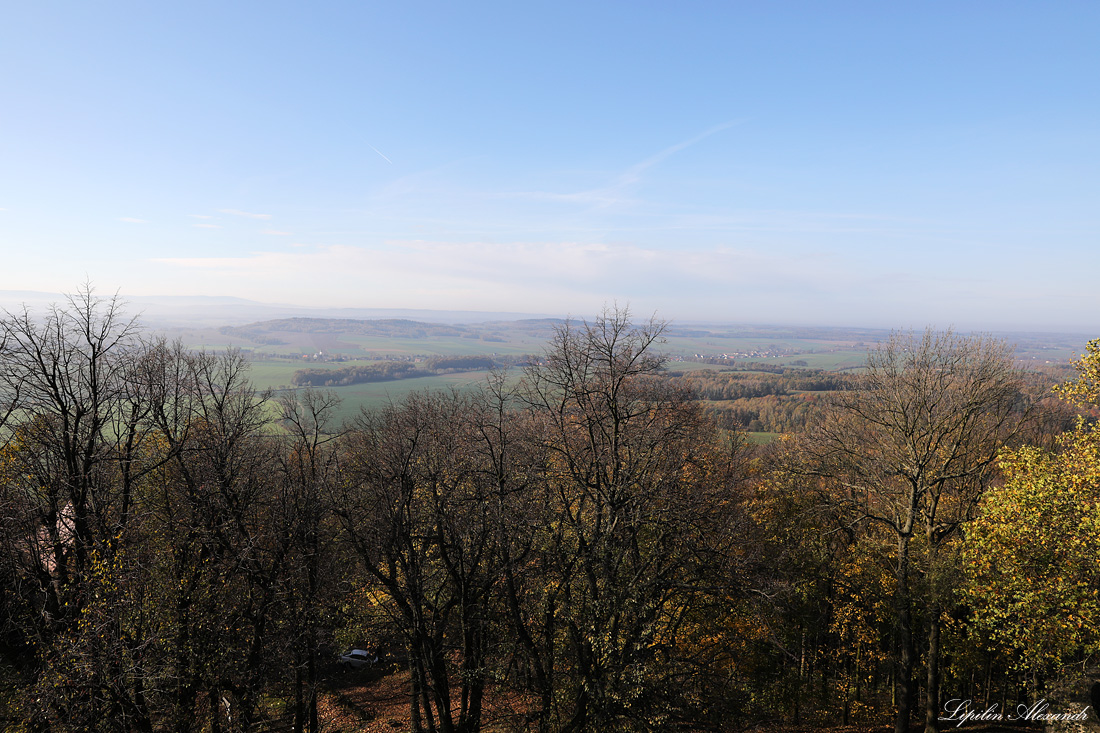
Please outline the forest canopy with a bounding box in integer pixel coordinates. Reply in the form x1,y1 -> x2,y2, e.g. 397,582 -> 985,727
0,292 -> 1090,733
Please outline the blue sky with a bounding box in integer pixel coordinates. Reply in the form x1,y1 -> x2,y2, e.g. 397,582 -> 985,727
1,2 -> 1097,330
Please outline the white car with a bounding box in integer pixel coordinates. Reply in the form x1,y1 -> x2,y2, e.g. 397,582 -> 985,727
338,648 -> 378,670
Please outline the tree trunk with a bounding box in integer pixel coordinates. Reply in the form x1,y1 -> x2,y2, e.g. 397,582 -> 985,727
294,664 -> 304,733
210,687 -> 222,733
410,646 -> 425,733
895,534 -> 914,733
925,611 -> 941,733
308,646 -> 319,733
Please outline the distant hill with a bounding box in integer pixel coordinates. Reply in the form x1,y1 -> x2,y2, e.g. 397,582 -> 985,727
1,292 -> 1091,356
220,318 -> 469,340
0,291 -> 556,327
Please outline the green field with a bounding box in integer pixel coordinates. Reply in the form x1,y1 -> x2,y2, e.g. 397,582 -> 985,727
662,361 -> 730,372
155,317 -> 1084,430
665,351 -> 866,371
772,352 -> 867,369
298,371 -> 513,425
246,359 -> 399,389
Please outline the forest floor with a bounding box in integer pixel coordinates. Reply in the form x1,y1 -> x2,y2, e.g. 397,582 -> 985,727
313,665 -> 1047,733
318,663 -> 530,732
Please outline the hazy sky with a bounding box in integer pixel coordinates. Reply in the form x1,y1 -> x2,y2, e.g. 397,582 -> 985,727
1,2 -> 1097,331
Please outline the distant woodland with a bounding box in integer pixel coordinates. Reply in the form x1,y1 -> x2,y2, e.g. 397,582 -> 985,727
2,291 -> 1098,732
290,355 -> 506,387
222,317 -> 468,340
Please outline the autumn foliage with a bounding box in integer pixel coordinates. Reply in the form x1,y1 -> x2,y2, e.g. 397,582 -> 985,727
0,292 -> 1089,732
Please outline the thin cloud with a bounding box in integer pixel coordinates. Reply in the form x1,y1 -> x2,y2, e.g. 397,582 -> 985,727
218,208 -> 272,220
507,120 -> 743,209
118,217 -> 148,224
150,238 -> 1057,327
369,144 -> 393,164
151,238 -> 844,300
623,120 -> 742,183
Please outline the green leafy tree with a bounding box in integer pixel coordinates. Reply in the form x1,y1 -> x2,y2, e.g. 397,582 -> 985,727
964,338 -> 1100,675
963,432 -> 1100,671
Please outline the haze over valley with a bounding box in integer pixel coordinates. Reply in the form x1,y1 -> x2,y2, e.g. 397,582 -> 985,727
2,3 -> 1099,731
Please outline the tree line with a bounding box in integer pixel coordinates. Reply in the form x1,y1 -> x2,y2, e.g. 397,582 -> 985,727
291,360 -> 420,386
0,291 -> 1095,733
291,355 -> 522,387
670,369 -> 847,401
666,369 -> 851,434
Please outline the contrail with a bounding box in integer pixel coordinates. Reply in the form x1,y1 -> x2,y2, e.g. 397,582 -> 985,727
368,144 -> 393,164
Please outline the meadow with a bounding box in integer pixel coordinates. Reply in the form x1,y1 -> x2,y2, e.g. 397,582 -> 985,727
160,316 -> 1087,430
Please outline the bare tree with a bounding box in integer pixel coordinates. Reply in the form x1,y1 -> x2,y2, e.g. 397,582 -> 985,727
519,307 -> 745,731
0,287 -> 170,731
798,329 -> 1024,733
336,388 -> 521,733
0,291 -> 349,731
277,389 -> 343,733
